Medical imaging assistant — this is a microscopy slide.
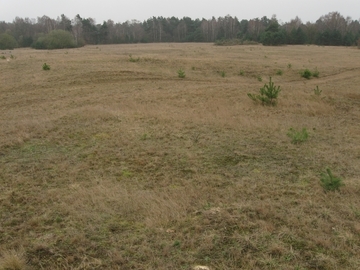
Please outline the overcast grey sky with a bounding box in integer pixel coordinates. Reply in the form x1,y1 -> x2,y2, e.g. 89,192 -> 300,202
1,0 -> 359,24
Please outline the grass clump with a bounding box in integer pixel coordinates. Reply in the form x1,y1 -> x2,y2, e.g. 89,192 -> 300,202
248,77 -> 281,106
42,63 -> 50,70
121,169 -> 132,178
129,54 -> 140,62
313,85 -> 322,96
0,55 -> 5,60
287,63 -> 292,69
177,68 -> 186,78
238,70 -> 244,76
320,168 -> 344,192
276,69 -> 283,75
220,70 -> 226,77
0,249 -> 27,270
313,67 -> 320,78
140,133 -> 149,140
287,128 -> 309,144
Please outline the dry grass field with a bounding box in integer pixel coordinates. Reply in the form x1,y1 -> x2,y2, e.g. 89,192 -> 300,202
0,43 -> 360,269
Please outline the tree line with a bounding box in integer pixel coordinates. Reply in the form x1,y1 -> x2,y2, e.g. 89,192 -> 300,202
0,11 -> 360,49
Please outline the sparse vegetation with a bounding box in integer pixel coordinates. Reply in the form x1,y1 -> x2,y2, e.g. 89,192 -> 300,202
177,68 -> 186,78
301,68 -> 320,79
287,128 -> 309,144
0,55 -> 5,60
313,85 -> 322,96
220,70 -> 226,77
313,67 -> 320,77
0,44 -> 359,270
287,63 -> 292,69
239,70 -> 244,76
257,75 -> 262,81
140,133 -> 148,140
42,63 -> 50,70
276,69 -> 283,75
300,69 -> 312,79
248,77 -> 281,105
129,54 -> 140,62
320,168 -> 344,191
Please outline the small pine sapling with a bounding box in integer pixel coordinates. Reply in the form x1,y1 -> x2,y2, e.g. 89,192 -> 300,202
42,63 -> 50,70
248,77 -> 281,106
320,169 -> 344,192
301,69 -> 312,79
313,86 -> 322,96
177,68 -> 186,78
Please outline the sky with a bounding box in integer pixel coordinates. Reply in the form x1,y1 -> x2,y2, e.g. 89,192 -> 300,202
1,0 -> 359,24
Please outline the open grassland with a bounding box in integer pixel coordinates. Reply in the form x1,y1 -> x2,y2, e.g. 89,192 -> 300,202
1,43 -> 360,269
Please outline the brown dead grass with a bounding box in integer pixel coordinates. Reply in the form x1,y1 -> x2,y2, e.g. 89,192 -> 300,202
0,248 -> 27,270
1,44 -> 360,269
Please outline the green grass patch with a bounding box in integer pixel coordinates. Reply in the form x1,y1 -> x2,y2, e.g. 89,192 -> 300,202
287,128 -> 309,144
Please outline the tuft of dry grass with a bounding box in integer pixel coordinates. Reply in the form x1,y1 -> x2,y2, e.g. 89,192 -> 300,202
0,249 -> 27,270
1,44 -> 360,269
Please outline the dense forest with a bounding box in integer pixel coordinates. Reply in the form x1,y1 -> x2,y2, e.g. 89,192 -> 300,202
1,11 -> 360,49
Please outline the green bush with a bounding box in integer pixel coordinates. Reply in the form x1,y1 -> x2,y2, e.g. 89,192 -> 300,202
0,55 -> 6,60
301,68 -> 320,79
320,169 -> 344,192
287,128 -> 309,144
42,63 -> 50,70
220,70 -> 226,77
301,69 -> 312,79
276,69 -> 283,76
177,68 -> 186,78
32,30 -> 76,50
0,33 -> 18,50
248,77 -> 281,106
